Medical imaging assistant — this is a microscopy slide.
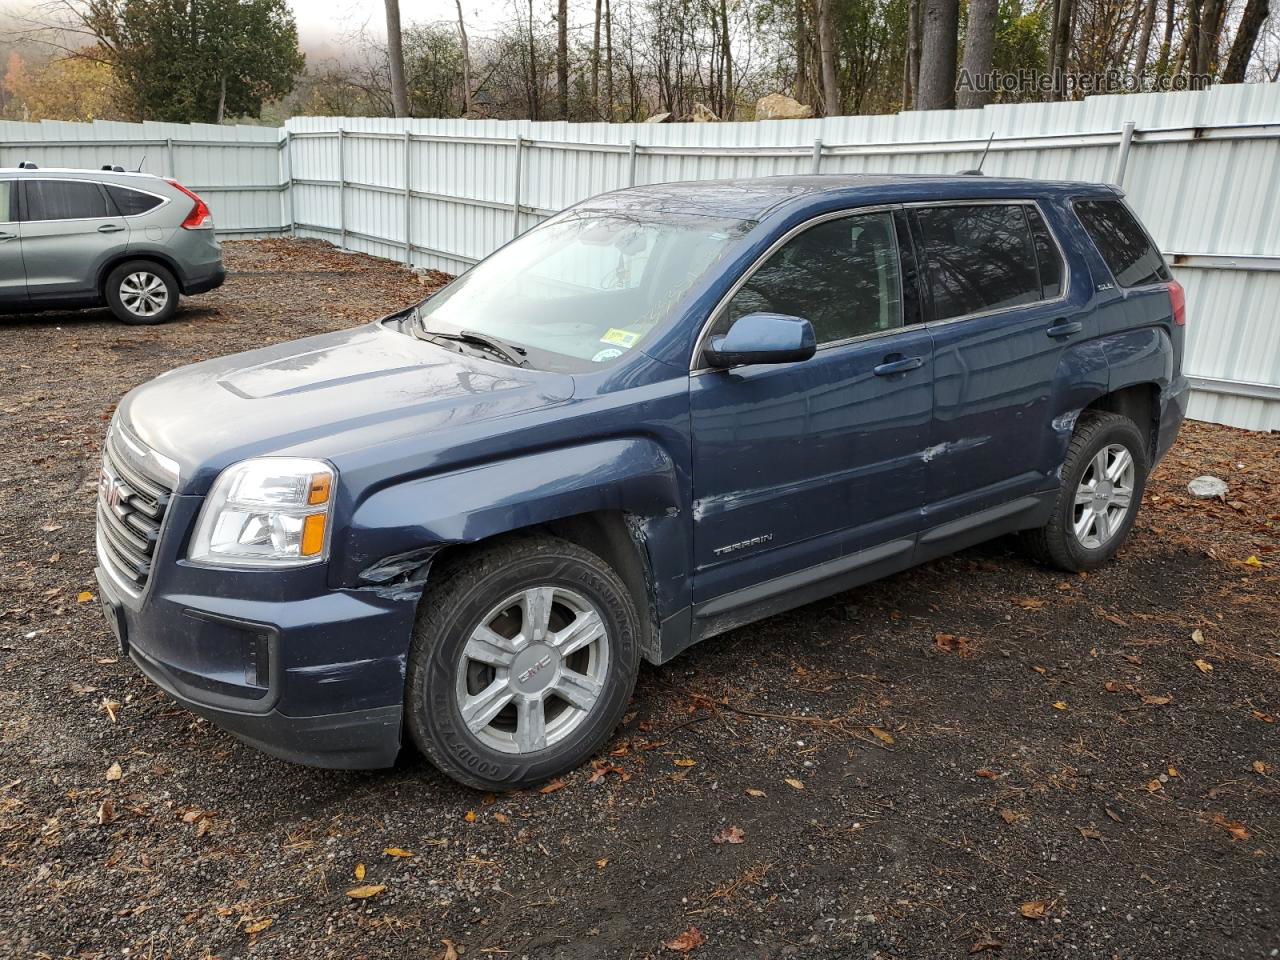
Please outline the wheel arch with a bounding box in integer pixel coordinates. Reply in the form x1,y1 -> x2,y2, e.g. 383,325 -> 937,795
97,250 -> 185,298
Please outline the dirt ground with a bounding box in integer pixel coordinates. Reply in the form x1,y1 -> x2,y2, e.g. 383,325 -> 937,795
1,238 -> 1277,960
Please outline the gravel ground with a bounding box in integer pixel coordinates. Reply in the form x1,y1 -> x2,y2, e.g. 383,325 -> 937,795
1,238 -> 1277,960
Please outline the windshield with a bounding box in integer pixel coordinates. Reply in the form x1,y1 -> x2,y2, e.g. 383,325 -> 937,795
412,208 -> 753,371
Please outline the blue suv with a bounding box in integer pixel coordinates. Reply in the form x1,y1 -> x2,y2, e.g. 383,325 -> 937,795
95,174 -> 1188,790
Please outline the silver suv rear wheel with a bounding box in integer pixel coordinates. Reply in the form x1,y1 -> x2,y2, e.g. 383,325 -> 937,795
105,260 -> 179,325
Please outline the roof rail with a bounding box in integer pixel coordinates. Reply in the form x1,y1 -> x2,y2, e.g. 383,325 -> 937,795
17,161 -> 38,169
100,164 -> 126,172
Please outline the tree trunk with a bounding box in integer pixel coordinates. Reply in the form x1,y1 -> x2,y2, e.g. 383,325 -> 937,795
1195,0 -> 1223,82
817,0 -> 839,115
794,0 -> 808,103
216,73 -> 226,123
455,0 -> 473,115
1155,0 -> 1176,75
527,0 -> 540,119
556,0 -> 569,119
604,0 -> 614,119
1133,0 -> 1158,80
384,0 -> 409,117
1221,0 -> 1269,82
591,0 -> 602,117
1050,0 -> 1074,100
719,0 -> 734,118
904,0 -> 921,108
917,0 -> 958,110
957,0 -> 997,108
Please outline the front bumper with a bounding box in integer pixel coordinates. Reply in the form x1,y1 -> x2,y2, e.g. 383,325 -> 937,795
95,534 -> 416,769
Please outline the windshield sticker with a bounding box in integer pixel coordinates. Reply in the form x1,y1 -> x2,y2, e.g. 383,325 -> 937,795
600,328 -> 641,348
591,348 -> 624,363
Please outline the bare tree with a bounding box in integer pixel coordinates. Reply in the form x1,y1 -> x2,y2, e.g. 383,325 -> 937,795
957,0 -> 997,108
604,0 -> 614,117
385,0 -> 409,116
917,0 -> 958,109
817,0 -> 838,114
719,0 -> 734,118
557,0 -> 569,117
455,0 -> 473,114
591,0 -> 603,116
1050,0 -> 1074,99
1133,0 -> 1158,78
1222,0 -> 1270,81
903,0 -> 922,108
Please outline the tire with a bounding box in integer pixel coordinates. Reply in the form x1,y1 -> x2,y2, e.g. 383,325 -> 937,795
1022,411 -> 1149,572
105,261 -> 179,325
406,535 -> 641,791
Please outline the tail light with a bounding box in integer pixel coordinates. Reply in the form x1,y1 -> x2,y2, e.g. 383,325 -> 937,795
166,179 -> 212,229
1167,278 -> 1186,326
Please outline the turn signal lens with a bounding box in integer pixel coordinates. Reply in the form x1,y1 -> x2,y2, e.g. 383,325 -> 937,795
301,513 -> 327,557
308,472 -> 331,505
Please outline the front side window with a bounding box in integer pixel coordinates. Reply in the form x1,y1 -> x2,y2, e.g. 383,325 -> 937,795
24,179 -> 112,221
916,203 -> 1041,321
1073,198 -> 1169,288
719,210 -> 903,345
107,184 -> 165,217
412,208 -> 751,372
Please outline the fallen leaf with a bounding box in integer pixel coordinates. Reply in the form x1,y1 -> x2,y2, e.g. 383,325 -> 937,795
68,681 -> 97,695
1104,806 -> 1123,823
245,918 -> 273,935
1244,555 -> 1263,568
463,810 -> 477,823
1142,694 -> 1172,706
1020,900 -> 1049,920
384,847 -> 414,858
354,863 -> 365,880
1193,659 -> 1213,674
784,778 -> 804,790
1167,766 -> 1179,777
539,779 -> 567,794
1052,701 -> 1068,710
976,768 -> 999,779
596,858 -> 608,869
105,761 -> 122,782
100,698 -> 120,723
493,812 -> 509,824
664,926 -> 706,953
77,592 -> 94,603
1146,779 -> 1163,793
1077,826 -> 1102,840
1190,628 -> 1205,643
96,798 -> 115,825
1209,813 -> 1249,841
999,808 -> 1022,824
868,726 -> 895,745
1016,597 -> 1045,609
1032,665 -> 1047,674
970,936 -> 1004,954
1252,711 -> 1276,724
674,758 -> 697,768
437,939 -> 460,960
1252,760 -> 1267,775
346,884 -> 386,899
1104,680 -> 1123,693
712,825 -> 745,845
481,792 -> 496,806
745,788 -> 766,797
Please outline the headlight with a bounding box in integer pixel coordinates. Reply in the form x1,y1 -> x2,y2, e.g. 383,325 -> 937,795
189,458 -> 335,567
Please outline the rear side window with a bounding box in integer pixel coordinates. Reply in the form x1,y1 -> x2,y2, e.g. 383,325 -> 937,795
1073,199 -> 1169,287
24,180 -> 113,221
106,184 -> 164,216
915,204 -> 1041,321
0,181 -> 13,222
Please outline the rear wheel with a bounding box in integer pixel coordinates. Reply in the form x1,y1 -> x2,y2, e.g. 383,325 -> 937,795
1023,411 -> 1149,571
405,536 -> 641,791
106,261 -> 179,325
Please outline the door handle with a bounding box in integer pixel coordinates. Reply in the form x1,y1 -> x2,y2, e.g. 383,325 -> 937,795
1046,320 -> 1082,338
0,232 -> 15,242
873,355 -> 924,376
97,223 -> 125,233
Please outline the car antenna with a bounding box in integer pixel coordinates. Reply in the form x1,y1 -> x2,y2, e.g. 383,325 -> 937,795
135,154 -> 146,172
956,131 -> 995,175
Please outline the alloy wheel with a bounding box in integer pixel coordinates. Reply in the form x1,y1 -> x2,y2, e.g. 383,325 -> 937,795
1072,442 -> 1136,550
454,586 -> 610,755
119,271 -> 169,318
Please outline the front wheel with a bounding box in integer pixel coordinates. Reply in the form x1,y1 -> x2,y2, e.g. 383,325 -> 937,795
405,536 -> 641,791
1023,411 -> 1149,571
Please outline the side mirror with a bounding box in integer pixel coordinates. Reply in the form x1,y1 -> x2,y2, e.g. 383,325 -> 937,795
703,313 -> 817,369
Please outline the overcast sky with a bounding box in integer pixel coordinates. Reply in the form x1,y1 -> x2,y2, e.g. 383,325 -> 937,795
291,0 -> 518,54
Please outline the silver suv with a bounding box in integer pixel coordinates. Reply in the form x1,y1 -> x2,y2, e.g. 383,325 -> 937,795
0,164 -> 225,324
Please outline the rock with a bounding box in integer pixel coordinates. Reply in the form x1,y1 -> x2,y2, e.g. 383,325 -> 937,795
689,102 -> 719,122
755,93 -> 814,120
1188,475 -> 1229,499
644,112 -> 671,124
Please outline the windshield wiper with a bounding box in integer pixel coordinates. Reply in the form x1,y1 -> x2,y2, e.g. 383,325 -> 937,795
417,324 -> 529,367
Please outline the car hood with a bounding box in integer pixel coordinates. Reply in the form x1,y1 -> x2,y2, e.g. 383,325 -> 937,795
119,322 -> 575,492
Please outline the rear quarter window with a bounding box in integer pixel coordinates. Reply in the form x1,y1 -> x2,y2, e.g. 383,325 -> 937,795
106,184 -> 165,216
1073,198 -> 1170,287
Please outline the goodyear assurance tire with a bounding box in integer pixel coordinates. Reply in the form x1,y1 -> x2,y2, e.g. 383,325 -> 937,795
406,536 -> 641,791
1023,411 -> 1149,572
106,260 -> 179,325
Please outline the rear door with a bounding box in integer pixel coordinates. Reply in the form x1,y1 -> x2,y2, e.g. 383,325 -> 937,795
689,207 -> 934,603
0,180 -> 24,308
19,178 -> 128,305
912,199 -> 1090,531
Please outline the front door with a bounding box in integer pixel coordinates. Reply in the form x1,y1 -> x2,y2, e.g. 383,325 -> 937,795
18,178 -> 128,305
0,180 -> 25,308
689,208 -> 934,605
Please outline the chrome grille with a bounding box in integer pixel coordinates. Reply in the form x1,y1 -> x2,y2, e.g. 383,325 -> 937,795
96,423 -> 177,592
